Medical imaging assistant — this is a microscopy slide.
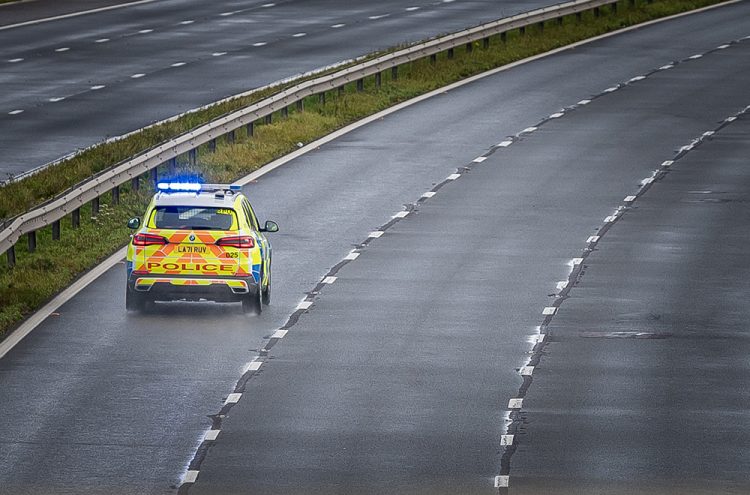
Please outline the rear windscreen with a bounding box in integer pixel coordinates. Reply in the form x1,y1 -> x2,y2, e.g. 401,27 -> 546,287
151,206 -> 236,231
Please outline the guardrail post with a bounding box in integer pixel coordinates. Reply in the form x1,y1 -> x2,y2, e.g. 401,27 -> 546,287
7,246 -> 15,268
227,130 -> 236,144
391,66 -> 398,80
208,138 -> 217,152
247,122 -> 254,137
447,47 -> 454,59
188,149 -> 197,166
281,106 -> 289,118
500,32 -> 507,42
150,167 -> 158,186
131,176 -> 140,191
356,78 -> 364,92
91,196 -> 100,217
375,72 -> 382,88
519,26 -> 526,35
629,0 -> 635,6
538,21 -> 544,32
112,185 -> 120,205
265,114 -> 272,125
576,12 -> 582,21
594,6 -> 600,17
465,42 -> 473,53
52,220 -> 61,240
297,99 -> 304,111
168,157 -> 177,174
430,54 -> 437,64
557,16 -> 564,25
338,85 -> 345,96
611,2 -> 617,13
319,92 -> 326,105
72,208 -> 80,229
28,231 -> 36,253
482,37 -> 489,49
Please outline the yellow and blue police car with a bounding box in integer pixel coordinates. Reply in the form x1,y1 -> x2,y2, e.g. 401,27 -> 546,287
125,182 -> 278,314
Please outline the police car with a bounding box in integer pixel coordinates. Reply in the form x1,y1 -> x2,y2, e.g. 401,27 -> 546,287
125,182 -> 278,314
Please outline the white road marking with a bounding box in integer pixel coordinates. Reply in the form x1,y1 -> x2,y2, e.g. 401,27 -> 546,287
392,211 -> 409,219
549,112 -> 564,118
569,258 -> 583,266
183,470 -> 199,483
532,333 -> 546,343
624,195 -> 636,202
577,99 -> 591,105
659,64 -> 674,70
225,393 -> 242,404
220,11 -> 236,16
447,173 -> 461,180
90,85 -> 105,90
95,38 -> 110,43
587,236 -> 600,243
204,430 -> 220,441
725,116 -> 737,122
495,475 -> 510,488
604,215 -> 617,222
661,160 -> 674,167
55,47 -> 70,52
421,191 -> 436,198
369,14 -> 390,20
406,6 -> 420,11
49,97 -> 65,102
292,32 -> 307,38
521,126 -> 537,133
243,361 -> 262,372
262,2 -> 275,6
688,54 -> 703,59
322,276 -> 337,284
628,75 -> 645,82
271,329 -> 288,338
500,434 -> 514,446
171,62 -> 186,67
702,131 -> 715,138
556,280 -> 567,291
180,20 -> 195,25
520,365 -> 534,376
640,177 -> 654,185
296,300 -> 313,310
138,29 -> 153,34
368,231 -> 384,238
131,73 -> 145,78
212,52 -> 227,57
331,23 -> 346,28
8,58 -> 23,63
508,398 -> 523,409
252,42 -> 267,47
0,0 -> 158,32
344,252 -> 360,260
717,44 -> 730,49
603,86 -> 618,93
473,156 -> 487,163
497,140 -> 513,148
542,307 -> 557,316
8,109 -> 24,115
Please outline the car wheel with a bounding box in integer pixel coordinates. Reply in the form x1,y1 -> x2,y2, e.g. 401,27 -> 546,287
262,275 -> 271,306
242,286 -> 262,315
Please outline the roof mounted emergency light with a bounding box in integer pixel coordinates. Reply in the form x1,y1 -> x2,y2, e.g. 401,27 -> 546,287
156,182 -> 241,193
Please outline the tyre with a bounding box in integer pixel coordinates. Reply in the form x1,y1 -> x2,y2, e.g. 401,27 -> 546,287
125,285 -> 146,311
262,276 -> 271,306
242,286 -> 262,315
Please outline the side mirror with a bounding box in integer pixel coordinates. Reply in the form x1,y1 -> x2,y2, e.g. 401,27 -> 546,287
127,217 -> 141,229
261,220 -> 279,233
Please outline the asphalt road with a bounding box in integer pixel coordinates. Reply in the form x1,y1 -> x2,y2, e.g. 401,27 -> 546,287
1,0 -> 563,177
0,2 -> 748,494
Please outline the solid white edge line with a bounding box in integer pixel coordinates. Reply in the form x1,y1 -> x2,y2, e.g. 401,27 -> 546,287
3,0 -> 742,359
0,0 -> 158,31
0,247 -> 126,360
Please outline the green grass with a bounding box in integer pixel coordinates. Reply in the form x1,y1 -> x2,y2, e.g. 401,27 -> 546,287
0,0 -> 729,339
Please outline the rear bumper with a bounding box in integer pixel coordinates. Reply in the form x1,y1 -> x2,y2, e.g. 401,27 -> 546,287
128,274 -> 258,302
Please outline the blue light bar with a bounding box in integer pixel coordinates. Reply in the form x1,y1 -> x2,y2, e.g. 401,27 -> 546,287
157,182 -> 202,192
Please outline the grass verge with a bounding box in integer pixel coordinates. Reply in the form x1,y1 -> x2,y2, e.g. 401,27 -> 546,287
0,0 -> 730,339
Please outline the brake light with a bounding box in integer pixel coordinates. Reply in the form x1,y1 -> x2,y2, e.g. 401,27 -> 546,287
132,233 -> 168,246
216,235 -> 255,249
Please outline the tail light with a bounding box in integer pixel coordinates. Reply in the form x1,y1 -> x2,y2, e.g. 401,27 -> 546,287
132,233 -> 168,246
216,235 -> 255,249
